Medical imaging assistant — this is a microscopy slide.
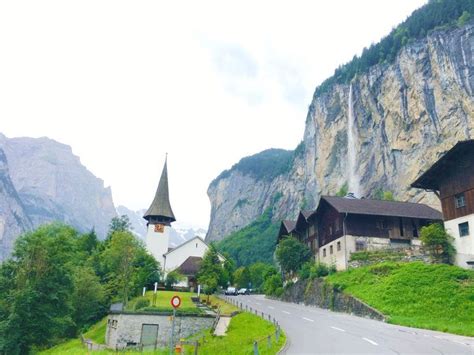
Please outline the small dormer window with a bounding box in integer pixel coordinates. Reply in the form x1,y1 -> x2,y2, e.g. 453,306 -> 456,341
196,243 -> 198,248
455,193 -> 466,208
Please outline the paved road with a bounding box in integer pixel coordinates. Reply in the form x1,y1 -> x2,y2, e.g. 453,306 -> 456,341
223,294 -> 474,355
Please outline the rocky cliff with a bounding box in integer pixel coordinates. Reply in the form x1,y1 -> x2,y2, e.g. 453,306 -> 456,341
0,148 -> 32,261
207,23 -> 474,242
0,134 -> 117,260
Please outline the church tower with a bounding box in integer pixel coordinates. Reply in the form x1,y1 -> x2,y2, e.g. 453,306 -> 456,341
144,156 -> 176,269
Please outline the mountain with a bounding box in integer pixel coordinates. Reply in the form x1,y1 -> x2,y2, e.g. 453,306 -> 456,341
207,4 -> 474,242
0,148 -> 32,261
116,205 -> 206,247
0,134 -> 117,260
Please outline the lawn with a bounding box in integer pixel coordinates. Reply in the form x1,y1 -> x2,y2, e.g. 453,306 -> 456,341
126,290 -> 199,313
326,262 -> 474,336
185,312 -> 286,355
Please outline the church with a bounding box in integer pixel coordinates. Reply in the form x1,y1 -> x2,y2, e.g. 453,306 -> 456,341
143,157 -> 223,288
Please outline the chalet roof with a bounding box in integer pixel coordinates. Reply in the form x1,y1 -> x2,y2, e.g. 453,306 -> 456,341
144,158 -> 176,222
301,210 -> 314,219
320,196 -> 442,220
177,256 -> 202,276
282,220 -> 296,233
411,140 -> 474,191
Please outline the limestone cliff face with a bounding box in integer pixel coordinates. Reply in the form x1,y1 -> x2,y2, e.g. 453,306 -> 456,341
206,23 -> 474,242
0,134 -> 117,249
0,148 -> 32,261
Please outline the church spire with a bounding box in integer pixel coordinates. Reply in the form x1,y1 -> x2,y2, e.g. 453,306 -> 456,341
143,156 -> 176,223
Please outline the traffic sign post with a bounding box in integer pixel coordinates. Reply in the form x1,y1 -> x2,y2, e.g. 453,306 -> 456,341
169,296 -> 181,355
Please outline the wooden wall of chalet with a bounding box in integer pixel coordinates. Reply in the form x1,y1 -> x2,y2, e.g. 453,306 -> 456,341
439,153 -> 474,221
317,201 -> 343,247
346,215 -> 425,240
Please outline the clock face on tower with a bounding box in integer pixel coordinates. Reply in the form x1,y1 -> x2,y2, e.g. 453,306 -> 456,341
154,224 -> 165,233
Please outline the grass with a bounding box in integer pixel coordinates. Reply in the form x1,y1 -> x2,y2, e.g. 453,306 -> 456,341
205,295 -> 240,316
185,312 -> 286,355
326,262 -> 474,336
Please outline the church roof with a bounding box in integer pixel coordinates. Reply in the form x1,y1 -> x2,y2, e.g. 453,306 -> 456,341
144,158 -> 176,222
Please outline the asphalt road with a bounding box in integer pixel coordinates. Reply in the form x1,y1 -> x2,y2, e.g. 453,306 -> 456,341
223,294 -> 474,355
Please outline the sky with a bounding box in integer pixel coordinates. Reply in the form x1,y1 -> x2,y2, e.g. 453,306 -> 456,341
0,0 -> 426,229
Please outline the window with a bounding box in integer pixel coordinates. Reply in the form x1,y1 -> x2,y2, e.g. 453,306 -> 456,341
330,245 -> 333,254
455,193 -> 466,209
337,241 -> 341,251
323,248 -> 326,257
355,240 -> 366,251
196,243 -> 198,248
329,226 -> 333,235
377,219 -> 388,229
459,222 -> 470,237
335,218 -> 341,232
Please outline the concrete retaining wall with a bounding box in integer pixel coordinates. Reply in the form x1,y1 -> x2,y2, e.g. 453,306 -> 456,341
280,279 -> 385,321
106,312 -> 215,350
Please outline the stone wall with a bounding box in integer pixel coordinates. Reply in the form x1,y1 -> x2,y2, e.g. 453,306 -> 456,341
280,278 -> 385,321
106,312 -> 215,350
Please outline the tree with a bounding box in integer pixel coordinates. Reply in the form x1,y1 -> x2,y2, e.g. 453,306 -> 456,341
263,274 -> 283,296
164,270 -> 184,290
101,231 -> 140,305
107,215 -> 132,239
233,266 -> 251,289
275,237 -> 312,279
249,262 -> 276,291
197,246 -> 223,300
0,224 -> 78,354
71,266 -> 106,330
420,223 -> 456,264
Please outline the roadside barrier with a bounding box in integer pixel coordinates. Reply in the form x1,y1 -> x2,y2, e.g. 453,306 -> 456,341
221,295 -> 282,355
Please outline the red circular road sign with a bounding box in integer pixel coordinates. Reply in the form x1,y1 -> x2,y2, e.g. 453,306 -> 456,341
171,295 -> 181,309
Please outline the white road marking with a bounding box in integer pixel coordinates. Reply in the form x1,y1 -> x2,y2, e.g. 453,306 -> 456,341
282,311 -> 291,315
363,338 -> 378,346
331,326 -> 346,332
302,317 -> 315,322
255,302 -> 261,305
268,306 -> 275,309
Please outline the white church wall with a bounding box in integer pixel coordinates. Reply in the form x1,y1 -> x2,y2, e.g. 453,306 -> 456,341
145,224 -> 171,268
164,237 -> 208,273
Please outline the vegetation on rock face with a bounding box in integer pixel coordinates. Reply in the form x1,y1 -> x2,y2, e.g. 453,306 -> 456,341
211,146 -> 305,185
315,0 -> 474,96
326,262 -> 474,336
0,221 -> 160,354
216,207 -> 279,267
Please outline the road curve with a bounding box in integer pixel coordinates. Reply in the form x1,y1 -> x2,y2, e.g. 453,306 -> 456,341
223,294 -> 474,355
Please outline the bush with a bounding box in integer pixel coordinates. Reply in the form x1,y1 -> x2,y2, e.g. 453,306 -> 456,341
263,274 -> 283,296
133,297 -> 150,311
165,271 -> 184,290
420,223 -> 456,264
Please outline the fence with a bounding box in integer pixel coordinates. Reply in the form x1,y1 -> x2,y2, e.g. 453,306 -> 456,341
221,296 -> 282,355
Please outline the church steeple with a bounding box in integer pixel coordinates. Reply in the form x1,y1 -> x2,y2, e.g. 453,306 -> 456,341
144,156 -> 176,224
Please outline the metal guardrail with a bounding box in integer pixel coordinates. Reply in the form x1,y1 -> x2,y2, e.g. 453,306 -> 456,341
221,295 -> 282,355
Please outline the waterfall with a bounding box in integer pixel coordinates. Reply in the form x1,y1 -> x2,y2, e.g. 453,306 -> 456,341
461,31 -> 472,96
347,84 -> 361,197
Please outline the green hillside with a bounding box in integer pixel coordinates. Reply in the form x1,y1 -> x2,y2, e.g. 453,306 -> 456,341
216,208 -> 279,267
326,262 -> 474,336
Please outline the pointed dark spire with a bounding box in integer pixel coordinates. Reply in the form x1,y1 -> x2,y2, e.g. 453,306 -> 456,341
143,156 -> 176,223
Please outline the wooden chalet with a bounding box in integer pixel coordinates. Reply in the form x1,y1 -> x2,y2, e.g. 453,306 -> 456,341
411,140 -> 474,268
277,196 -> 442,270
